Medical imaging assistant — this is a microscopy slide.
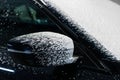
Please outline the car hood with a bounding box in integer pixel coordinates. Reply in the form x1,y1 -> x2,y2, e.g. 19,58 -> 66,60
43,0 -> 120,60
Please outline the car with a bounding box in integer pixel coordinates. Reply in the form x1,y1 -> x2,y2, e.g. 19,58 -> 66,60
0,0 -> 120,80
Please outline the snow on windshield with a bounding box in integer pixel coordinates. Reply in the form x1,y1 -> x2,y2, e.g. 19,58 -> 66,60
44,0 -> 120,60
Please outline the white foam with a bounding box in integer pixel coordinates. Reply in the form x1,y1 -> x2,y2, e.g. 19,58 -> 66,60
44,0 -> 120,60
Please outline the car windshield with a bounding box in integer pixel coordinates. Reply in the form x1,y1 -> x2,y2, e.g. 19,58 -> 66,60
44,0 -> 120,60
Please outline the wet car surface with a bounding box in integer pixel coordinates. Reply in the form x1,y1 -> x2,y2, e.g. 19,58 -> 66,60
0,0 -> 120,80
0,50 -> 120,80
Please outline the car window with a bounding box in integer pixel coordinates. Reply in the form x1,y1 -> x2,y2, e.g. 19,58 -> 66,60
14,5 -> 37,22
0,0 -> 53,24
0,0 -> 61,47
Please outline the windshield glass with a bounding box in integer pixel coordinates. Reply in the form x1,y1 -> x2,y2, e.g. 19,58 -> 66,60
44,0 -> 120,60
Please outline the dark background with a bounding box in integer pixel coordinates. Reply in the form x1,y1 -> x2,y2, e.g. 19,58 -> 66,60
111,0 -> 120,5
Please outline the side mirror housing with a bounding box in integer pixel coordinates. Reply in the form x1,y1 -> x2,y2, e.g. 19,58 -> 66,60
7,32 -> 78,67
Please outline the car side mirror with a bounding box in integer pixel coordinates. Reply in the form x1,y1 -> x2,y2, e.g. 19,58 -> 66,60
7,32 -> 78,67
